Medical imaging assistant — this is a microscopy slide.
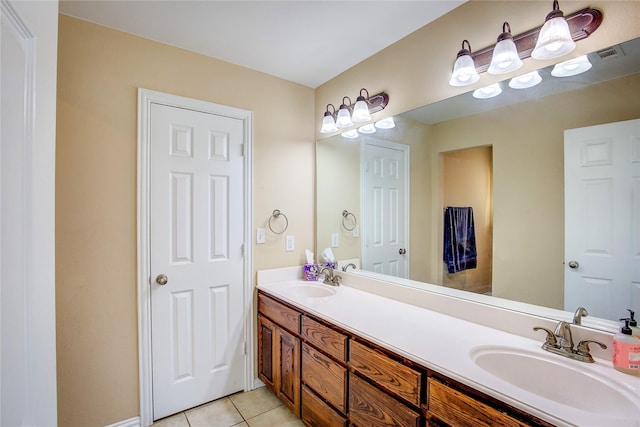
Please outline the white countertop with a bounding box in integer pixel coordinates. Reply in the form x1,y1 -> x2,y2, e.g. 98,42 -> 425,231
257,277 -> 640,427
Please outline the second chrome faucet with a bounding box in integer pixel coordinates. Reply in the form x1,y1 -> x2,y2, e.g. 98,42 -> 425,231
533,320 -> 607,363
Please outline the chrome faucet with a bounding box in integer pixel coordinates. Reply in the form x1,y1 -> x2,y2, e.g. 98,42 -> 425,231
533,321 -> 607,363
342,263 -> 357,272
573,306 -> 589,325
320,267 -> 341,286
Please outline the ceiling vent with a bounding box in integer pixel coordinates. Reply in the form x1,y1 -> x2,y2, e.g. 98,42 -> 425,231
596,44 -> 625,61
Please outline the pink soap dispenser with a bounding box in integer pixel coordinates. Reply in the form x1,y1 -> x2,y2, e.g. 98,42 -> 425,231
612,318 -> 640,376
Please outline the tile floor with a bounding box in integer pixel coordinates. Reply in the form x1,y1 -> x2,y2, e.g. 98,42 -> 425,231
151,386 -> 304,427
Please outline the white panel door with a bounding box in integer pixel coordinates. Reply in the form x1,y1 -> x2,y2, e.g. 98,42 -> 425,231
363,140 -> 408,278
150,103 -> 245,419
564,119 -> 640,320
1,1 -> 58,425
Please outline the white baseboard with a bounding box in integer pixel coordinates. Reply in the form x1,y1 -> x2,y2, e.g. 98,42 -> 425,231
253,378 -> 265,389
105,416 -> 141,427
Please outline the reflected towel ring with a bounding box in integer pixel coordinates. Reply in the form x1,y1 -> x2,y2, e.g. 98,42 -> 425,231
268,209 -> 289,234
342,210 -> 357,231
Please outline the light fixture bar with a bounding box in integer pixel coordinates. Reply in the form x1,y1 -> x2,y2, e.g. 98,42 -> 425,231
470,7 -> 602,73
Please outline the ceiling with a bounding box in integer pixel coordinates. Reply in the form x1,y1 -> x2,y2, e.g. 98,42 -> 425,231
58,0 -> 466,88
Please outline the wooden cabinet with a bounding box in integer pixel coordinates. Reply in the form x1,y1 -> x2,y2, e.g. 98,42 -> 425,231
349,373 -> 420,427
427,378 -> 532,427
257,294 -> 302,416
257,290 -> 549,427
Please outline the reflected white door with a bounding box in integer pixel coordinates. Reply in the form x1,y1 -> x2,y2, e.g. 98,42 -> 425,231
564,119 -> 640,320
362,139 -> 409,278
150,103 -> 245,419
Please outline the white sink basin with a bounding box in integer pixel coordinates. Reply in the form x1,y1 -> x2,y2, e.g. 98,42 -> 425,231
470,345 -> 640,418
287,283 -> 336,298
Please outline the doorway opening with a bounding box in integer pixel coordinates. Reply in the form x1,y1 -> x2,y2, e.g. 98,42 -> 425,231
441,146 -> 493,295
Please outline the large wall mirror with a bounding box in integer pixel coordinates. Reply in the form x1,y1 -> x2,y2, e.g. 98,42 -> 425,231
316,36 -> 640,331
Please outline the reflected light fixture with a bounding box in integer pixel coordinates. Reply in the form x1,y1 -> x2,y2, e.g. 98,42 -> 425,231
320,104 -> 338,133
531,0 -> 576,60
319,88 -> 389,133
473,83 -> 502,99
336,97 -> 354,128
352,89 -> 373,122
341,129 -> 359,139
358,123 -> 376,134
509,71 -> 542,89
449,40 -> 480,87
375,117 -> 396,129
488,22 -> 523,75
551,55 -> 592,77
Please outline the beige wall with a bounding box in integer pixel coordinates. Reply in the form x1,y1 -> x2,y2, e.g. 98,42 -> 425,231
56,15 -> 314,426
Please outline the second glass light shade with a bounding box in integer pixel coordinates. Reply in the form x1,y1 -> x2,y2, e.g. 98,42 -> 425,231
488,23 -> 523,75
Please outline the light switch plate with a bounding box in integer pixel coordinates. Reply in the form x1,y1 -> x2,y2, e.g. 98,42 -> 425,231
256,228 -> 265,244
285,235 -> 295,252
331,233 -> 339,247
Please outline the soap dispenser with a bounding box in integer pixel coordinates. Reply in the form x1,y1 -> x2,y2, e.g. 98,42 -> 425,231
612,318 -> 640,376
627,309 -> 640,339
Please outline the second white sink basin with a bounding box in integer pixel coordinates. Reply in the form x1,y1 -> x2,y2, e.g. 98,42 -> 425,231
287,283 -> 336,298
469,345 -> 640,419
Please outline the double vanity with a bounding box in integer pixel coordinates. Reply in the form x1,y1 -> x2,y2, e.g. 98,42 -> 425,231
256,267 -> 640,427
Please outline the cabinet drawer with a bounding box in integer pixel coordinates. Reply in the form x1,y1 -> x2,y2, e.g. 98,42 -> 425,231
258,293 -> 300,334
349,373 -> 420,427
301,343 -> 347,413
350,340 -> 421,406
428,379 -> 530,427
302,385 -> 347,427
301,316 -> 348,362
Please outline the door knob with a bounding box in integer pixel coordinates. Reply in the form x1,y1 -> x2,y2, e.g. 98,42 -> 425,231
155,274 -> 169,285
399,248 -> 406,255
568,260 -> 579,269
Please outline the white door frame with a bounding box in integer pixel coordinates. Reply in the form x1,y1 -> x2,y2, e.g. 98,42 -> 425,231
360,137 -> 410,278
137,88 -> 253,426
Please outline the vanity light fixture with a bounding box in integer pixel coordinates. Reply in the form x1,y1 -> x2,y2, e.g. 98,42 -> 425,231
336,97 -> 354,128
531,0 -> 576,60
487,22 -> 523,75
320,88 -> 389,133
352,88 -> 373,122
449,40 -> 480,87
473,83 -> 502,99
509,70 -> 542,89
357,123 -> 376,134
375,117 -> 396,129
551,54 -> 592,77
320,104 -> 338,133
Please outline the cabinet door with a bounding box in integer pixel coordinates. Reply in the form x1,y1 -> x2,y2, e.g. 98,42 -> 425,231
257,315 -> 275,389
276,326 -> 301,416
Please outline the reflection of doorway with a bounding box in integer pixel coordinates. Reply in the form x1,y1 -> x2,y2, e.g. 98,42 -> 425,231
362,138 -> 409,278
441,146 -> 493,294
564,119 -> 640,320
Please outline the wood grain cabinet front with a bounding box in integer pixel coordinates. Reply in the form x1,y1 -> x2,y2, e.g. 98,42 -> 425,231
350,340 -> 422,407
301,343 -> 347,413
427,378 -> 532,427
349,373 -> 421,427
301,316 -> 348,362
301,385 -> 347,427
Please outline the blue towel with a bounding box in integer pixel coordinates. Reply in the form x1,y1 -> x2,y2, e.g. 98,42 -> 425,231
443,207 -> 477,274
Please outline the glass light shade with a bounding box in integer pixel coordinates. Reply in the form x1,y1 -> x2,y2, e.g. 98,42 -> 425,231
488,38 -> 523,74
473,83 -> 502,99
351,98 -> 372,122
374,117 -> 395,129
531,17 -> 576,60
357,123 -> 376,134
551,55 -> 592,77
335,106 -> 353,128
341,129 -> 359,139
449,54 -> 480,87
320,114 -> 337,133
509,71 -> 542,89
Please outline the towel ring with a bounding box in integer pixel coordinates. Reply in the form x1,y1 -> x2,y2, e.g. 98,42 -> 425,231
268,209 -> 289,234
341,210 -> 357,231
